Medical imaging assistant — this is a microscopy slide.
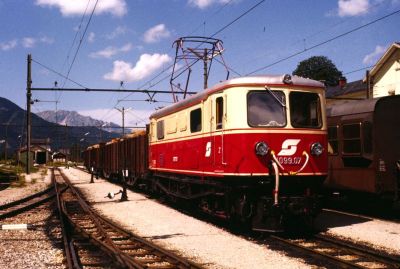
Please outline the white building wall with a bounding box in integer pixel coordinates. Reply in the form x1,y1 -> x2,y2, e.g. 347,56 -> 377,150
373,50 -> 400,98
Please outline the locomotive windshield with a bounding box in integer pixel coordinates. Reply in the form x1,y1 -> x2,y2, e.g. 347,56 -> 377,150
289,92 -> 322,128
247,91 -> 286,127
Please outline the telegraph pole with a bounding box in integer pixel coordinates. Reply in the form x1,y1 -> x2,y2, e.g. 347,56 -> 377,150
115,107 -> 129,201
26,54 -> 32,174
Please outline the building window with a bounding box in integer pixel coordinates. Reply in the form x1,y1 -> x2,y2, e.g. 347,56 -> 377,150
343,123 -> 361,154
190,108 -> 202,133
157,120 -> 164,140
216,97 -> 223,130
328,126 -> 338,154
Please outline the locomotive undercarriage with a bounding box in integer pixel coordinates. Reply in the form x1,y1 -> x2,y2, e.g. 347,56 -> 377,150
142,172 -> 323,232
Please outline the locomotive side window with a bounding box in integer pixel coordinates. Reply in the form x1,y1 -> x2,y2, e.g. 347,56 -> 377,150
157,120 -> 164,140
166,115 -> 177,134
247,91 -> 286,127
328,126 -> 339,154
290,92 -> 321,128
342,123 -> 361,154
190,108 -> 202,133
178,112 -> 187,132
216,97 -> 223,130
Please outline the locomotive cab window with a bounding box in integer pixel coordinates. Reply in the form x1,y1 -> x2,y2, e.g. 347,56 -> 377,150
157,120 -> 164,140
216,97 -> 223,130
190,108 -> 202,133
290,92 -> 322,128
247,90 -> 286,127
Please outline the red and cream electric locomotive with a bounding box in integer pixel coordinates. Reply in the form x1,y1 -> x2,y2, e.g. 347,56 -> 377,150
147,74 -> 328,231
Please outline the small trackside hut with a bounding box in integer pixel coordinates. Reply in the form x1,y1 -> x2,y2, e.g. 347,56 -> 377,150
147,74 -> 328,231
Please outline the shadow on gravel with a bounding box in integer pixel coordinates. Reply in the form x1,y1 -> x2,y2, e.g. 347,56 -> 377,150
0,174 -> 13,191
314,210 -> 371,231
144,233 -> 185,240
89,198 -> 149,205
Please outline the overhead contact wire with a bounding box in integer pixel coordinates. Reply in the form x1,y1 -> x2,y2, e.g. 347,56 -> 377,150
247,8 -> 400,75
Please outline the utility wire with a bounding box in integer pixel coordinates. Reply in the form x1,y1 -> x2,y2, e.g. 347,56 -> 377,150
246,8 -> 400,75
61,0 -> 99,90
121,0 -> 264,102
188,0 -> 236,36
60,0 -> 92,75
32,59 -> 89,89
56,0 -> 92,104
211,0 -> 265,38
344,64 -> 375,75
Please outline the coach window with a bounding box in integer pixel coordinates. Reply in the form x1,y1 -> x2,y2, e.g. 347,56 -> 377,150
247,91 -> 286,127
216,97 -> 223,130
328,126 -> 339,154
342,123 -> 361,154
157,120 -> 164,140
190,108 -> 202,133
362,121 -> 373,154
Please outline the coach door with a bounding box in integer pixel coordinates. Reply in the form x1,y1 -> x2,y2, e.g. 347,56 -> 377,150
212,94 -> 226,172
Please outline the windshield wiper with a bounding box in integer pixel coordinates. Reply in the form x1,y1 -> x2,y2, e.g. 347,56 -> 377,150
264,86 -> 286,108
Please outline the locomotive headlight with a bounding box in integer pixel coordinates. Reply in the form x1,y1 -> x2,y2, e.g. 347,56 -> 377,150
310,142 -> 324,156
255,141 -> 269,156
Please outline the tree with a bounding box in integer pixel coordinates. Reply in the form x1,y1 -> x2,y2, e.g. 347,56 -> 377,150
292,56 -> 344,86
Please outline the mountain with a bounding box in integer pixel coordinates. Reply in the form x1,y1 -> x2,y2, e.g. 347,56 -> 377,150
0,97 -> 119,157
36,110 -> 122,133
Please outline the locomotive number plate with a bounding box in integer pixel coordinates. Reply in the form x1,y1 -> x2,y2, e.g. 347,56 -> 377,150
278,157 -> 302,165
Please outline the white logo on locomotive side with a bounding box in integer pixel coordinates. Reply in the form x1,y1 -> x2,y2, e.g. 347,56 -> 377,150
277,139 -> 301,156
205,141 -> 212,157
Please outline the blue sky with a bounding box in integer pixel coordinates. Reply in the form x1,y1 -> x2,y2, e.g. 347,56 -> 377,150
0,0 -> 399,127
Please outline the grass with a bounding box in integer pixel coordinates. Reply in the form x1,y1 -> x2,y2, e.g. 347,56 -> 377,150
0,163 -> 47,188
10,174 -> 27,187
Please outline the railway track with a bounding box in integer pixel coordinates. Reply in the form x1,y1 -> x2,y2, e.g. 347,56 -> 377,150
55,168 -> 203,269
271,233 -> 400,268
0,185 -> 56,220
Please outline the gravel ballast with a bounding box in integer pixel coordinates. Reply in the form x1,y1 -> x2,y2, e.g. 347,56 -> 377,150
0,168 -> 52,206
0,202 -> 65,269
62,167 -> 313,269
314,210 -> 400,255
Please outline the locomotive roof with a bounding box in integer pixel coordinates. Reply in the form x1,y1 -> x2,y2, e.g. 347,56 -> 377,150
150,74 -> 324,120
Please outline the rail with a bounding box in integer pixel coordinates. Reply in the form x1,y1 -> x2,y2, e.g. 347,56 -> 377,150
271,234 -> 400,268
57,168 -> 203,269
0,186 -> 56,220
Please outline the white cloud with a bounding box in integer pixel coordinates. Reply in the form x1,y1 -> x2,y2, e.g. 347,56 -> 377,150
40,36 -> 55,44
89,43 -> 133,59
338,0 -> 370,17
22,37 -> 36,48
188,0 -> 232,9
0,39 -> 17,51
21,36 -> 54,48
143,24 -> 171,44
106,26 -> 128,39
363,45 -> 387,64
88,32 -> 95,43
120,43 -> 132,52
35,0 -> 127,17
104,53 -> 172,82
